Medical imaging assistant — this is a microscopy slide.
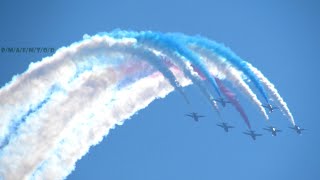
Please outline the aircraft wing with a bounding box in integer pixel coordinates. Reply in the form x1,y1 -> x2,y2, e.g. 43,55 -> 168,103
213,99 -> 222,102
198,115 -> 205,118
273,106 -> 279,109
261,105 -> 268,108
227,126 -> 234,128
217,124 -> 223,127
243,132 -> 251,135
255,134 -> 263,136
185,114 -> 193,117
263,128 -> 271,131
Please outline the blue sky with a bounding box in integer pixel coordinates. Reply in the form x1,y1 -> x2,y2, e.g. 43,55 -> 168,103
1,0 -> 320,179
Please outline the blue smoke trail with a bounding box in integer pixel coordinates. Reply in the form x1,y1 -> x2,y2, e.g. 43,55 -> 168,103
0,96 -> 50,149
0,85 -> 59,151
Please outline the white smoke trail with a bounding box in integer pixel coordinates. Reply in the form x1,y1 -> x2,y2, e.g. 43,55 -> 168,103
246,63 -> 295,125
31,70 -> 191,180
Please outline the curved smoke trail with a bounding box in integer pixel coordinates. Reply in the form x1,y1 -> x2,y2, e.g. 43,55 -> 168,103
107,31 -> 223,99
173,33 -> 271,104
191,47 -> 269,120
0,31 -> 294,179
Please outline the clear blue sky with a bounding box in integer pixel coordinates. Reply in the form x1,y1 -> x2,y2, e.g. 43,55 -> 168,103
1,0 -> 320,179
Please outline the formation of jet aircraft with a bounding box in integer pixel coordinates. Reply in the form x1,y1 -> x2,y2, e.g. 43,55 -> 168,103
185,112 -> 305,141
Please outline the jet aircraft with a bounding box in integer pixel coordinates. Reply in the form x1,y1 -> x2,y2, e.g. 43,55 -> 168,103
185,112 -> 205,122
289,125 -> 305,135
213,98 -> 231,107
261,103 -> 279,113
243,130 -> 262,140
263,126 -> 282,136
217,122 -> 234,132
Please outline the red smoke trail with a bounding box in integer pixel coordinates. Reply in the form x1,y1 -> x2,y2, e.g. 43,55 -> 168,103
215,78 -> 251,129
191,64 -> 206,80
192,64 -> 251,128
